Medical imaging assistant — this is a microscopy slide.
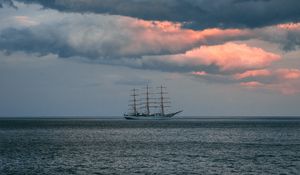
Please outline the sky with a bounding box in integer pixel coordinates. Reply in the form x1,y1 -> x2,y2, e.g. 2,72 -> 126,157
0,0 -> 300,117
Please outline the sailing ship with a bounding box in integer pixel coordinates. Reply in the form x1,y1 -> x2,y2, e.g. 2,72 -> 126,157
124,85 -> 183,120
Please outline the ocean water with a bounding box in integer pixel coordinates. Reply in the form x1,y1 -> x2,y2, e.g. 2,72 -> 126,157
0,118 -> 299,175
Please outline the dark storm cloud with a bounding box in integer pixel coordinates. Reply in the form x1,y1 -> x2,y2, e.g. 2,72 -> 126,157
13,0 -> 300,29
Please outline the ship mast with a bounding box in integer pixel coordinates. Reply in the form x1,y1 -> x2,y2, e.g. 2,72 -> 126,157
146,84 -> 150,115
130,88 -> 138,115
139,84 -> 156,115
159,85 -> 165,115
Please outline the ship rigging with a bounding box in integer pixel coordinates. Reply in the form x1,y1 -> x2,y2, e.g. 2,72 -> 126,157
124,85 -> 182,120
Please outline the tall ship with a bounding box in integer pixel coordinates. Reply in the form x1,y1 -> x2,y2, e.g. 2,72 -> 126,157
124,85 -> 183,120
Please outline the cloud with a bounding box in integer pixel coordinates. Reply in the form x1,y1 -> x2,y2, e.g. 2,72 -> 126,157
192,68 -> 300,94
277,23 -> 300,30
0,0 -> 16,9
13,0 -> 300,29
252,23 -> 300,51
1,2 -> 299,94
232,69 -> 300,94
234,69 -> 271,79
1,7 -> 287,92
183,43 -> 280,72
14,16 -> 39,26
141,42 -> 280,73
234,69 -> 300,81
0,11 -> 247,60
276,69 -> 300,79
240,81 -> 264,88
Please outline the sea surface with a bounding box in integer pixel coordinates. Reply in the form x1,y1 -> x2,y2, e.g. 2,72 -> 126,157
0,117 -> 299,175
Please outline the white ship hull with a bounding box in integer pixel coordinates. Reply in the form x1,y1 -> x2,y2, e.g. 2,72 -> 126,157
124,115 -> 171,120
124,111 -> 182,120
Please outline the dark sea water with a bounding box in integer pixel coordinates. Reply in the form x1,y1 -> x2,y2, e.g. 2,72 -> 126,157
0,117 -> 300,175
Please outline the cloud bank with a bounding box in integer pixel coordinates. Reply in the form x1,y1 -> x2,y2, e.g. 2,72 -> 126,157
1,1 -> 300,94
0,11 -> 248,60
10,0 -> 300,29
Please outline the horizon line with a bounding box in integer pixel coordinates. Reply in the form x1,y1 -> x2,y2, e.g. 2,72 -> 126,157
1,115 -> 300,119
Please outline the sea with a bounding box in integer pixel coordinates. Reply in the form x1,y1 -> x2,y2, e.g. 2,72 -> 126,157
0,117 -> 299,175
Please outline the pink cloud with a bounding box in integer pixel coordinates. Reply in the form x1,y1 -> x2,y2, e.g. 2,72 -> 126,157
163,42 -> 280,72
191,43 -> 280,71
190,67 -> 300,95
129,21 -> 298,95
240,81 -> 300,95
240,81 -> 264,88
235,69 -> 300,81
120,20 -> 247,56
279,86 -> 300,95
235,68 -> 300,94
276,69 -> 300,80
234,69 -> 271,79
191,71 -> 207,76
197,28 -> 247,42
